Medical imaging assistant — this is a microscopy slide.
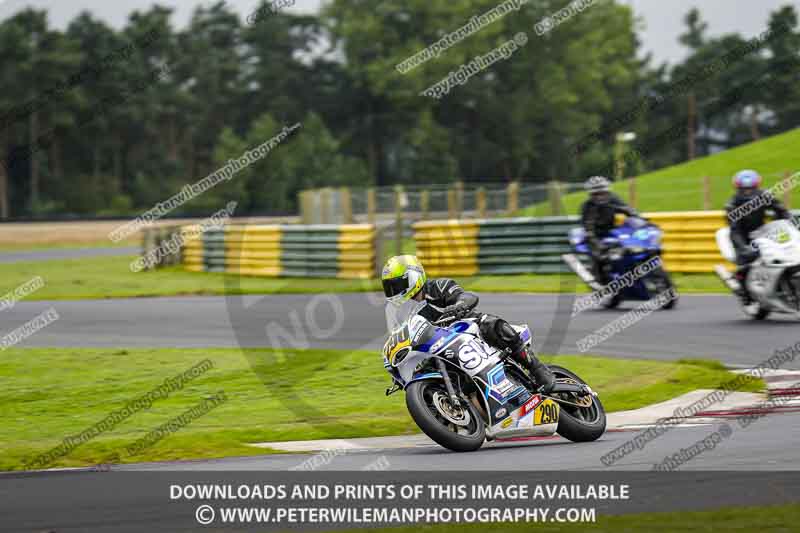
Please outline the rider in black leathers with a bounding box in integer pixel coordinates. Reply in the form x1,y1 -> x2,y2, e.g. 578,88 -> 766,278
580,176 -> 638,285
381,255 -> 555,393
413,277 -> 555,393
725,169 -> 792,303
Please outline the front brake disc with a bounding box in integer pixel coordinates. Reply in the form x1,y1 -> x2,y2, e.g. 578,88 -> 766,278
432,392 -> 471,426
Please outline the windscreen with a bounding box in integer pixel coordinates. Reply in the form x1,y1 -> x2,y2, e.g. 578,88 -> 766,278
385,299 -> 427,332
752,220 -> 799,243
627,216 -> 647,229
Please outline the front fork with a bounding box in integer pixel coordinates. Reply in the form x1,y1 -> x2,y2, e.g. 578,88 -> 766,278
435,358 -> 460,404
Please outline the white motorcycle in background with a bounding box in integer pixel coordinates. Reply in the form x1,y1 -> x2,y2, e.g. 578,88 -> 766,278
714,220 -> 800,320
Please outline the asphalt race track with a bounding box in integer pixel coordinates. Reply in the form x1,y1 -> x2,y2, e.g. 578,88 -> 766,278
0,246 -> 138,263
7,291 -> 800,474
121,411 -> 800,472
8,292 -> 800,369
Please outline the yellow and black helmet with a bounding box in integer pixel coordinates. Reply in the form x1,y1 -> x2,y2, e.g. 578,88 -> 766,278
381,255 -> 427,305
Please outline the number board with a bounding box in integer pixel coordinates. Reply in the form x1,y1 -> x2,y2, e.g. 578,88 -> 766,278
533,399 -> 560,425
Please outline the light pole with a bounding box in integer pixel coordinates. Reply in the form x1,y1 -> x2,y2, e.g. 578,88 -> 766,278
614,132 -> 637,181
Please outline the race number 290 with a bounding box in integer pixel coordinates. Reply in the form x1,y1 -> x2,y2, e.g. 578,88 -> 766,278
535,400 -> 559,425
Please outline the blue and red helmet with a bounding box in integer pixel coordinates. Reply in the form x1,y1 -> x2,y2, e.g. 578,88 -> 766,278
732,170 -> 762,190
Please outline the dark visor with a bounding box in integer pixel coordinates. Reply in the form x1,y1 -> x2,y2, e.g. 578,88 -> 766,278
382,276 -> 407,298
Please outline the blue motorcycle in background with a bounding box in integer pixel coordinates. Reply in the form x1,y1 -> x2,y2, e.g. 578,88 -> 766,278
562,216 -> 677,309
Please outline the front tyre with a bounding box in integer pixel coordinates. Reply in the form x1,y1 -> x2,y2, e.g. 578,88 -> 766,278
549,365 -> 606,443
405,380 -> 485,452
602,293 -> 622,309
743,302 -> 770,320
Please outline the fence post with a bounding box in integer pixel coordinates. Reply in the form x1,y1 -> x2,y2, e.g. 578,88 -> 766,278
165,227 -> 176,266
141,227 -> 155,271
702,176 -> 711,210
455,180 -> 464,218
298,190 -> 305,223
476,187 -> 487,219
320,188 -> 333,224
394,185 -> 405,256
156,227 -> 168,268
420,189 -> 430,221
174,226 -> 184,265
447,187 -> 457,219
548,180 -> 563,216
312,190 -> 318,224
340,187 -> 353,224
367,188 -> 376,225
374,226 -> 385,277
628,177 -> 637,209
784,171 -> 792,210
507,181 -> 519,215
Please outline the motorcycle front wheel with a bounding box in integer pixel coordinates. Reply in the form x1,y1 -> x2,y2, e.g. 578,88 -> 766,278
742,301 -> 770,320
549,365 -> 607,443
405,380 -> 485,452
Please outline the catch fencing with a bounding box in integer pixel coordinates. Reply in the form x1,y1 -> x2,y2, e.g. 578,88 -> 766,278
299,181 -> 583,224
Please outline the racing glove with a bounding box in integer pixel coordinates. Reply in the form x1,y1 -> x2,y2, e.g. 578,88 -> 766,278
438,292 -> 479,321
439,303 -> 469,321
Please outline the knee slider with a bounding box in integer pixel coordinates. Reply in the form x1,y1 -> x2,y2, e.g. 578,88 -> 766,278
495,320 -> 523,350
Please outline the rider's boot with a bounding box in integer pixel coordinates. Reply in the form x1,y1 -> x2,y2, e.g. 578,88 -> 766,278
515,346 -> 556,394
488,315 -> 556,393
735,266 -> 753,305
496,320 -> 555,393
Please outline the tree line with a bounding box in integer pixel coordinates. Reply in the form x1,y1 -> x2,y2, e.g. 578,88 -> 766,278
0,0 -> 797,219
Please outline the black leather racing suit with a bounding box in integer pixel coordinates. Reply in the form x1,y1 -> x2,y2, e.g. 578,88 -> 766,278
415,279 -> 522,356
415,279 -> 552,389
580,193 -> 638,283
725,190 -> 791,267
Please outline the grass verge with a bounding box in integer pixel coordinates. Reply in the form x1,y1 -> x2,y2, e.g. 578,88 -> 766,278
336,504 -> 798,533
0,347 -> 762,471
0,255 -> 727,301
463,272 -> 725,294
0,255 -> 382,300
0,239 -> 138,251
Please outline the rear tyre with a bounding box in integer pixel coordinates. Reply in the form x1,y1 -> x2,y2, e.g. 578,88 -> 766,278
405,380 -> 485,452
653,267 -> 678,309
548,365 -> 606,443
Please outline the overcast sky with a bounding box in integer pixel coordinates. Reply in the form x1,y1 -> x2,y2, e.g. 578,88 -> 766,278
1,0 -> 798,66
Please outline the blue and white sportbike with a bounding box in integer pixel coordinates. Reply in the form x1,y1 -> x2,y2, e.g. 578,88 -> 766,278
562,216 -> 678,309
382,300 -> 606,452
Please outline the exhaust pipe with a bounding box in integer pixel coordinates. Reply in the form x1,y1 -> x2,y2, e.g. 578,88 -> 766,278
562,254 -> 603,291
714,264 -> 741,293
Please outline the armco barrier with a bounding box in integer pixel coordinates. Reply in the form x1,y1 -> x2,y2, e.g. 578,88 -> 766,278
413,220 -> 480,277
478,217 -> 580,275
415,217 -> 578,276
414,211 -> 756,276
645,211 -> 729,273
181,224 -> 375,279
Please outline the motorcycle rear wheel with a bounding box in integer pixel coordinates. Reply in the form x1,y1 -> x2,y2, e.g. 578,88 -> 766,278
653,267 -> 678,309
405,380 -> 485,452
